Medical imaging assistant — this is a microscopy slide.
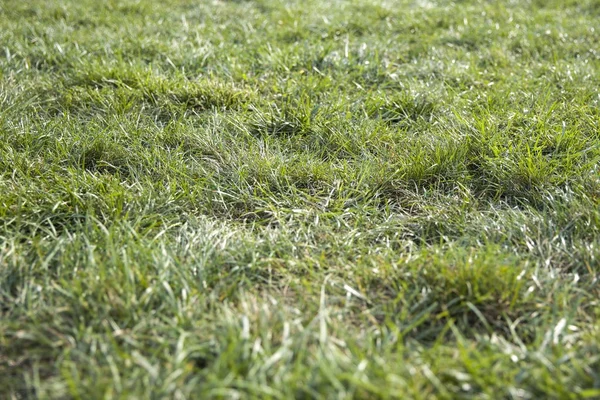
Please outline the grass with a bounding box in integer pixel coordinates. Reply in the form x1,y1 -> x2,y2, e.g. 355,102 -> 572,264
0,0 -> 599,398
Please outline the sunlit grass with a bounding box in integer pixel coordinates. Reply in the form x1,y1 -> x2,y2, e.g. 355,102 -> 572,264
1,0 -> 599,398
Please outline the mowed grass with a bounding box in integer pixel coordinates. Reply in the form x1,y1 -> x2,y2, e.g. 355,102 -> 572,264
1,0 -> 599,398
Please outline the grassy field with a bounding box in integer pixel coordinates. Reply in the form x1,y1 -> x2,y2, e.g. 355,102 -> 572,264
1,0 -> 599,398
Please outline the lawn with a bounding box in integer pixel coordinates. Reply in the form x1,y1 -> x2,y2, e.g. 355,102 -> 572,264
1,0 -> 599,398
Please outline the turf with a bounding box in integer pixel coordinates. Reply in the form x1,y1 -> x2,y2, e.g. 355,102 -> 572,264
1,0 -> 599,398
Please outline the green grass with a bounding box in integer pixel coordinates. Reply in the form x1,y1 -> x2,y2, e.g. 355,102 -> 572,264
1,0 -> 599,398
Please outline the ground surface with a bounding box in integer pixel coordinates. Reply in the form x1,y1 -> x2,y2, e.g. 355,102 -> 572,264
1,0 -> 599,398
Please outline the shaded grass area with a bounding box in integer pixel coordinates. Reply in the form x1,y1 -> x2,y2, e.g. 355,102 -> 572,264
1,0 -> 599,398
